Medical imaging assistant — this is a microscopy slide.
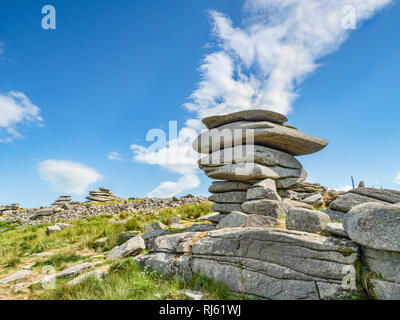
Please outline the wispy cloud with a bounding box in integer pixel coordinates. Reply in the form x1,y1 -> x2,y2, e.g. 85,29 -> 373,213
108,152 -> 124,161
132,0 -> 394,197
38,160 -> 103,195
0,91 -> 43,142
186,0 -> 394,117
395,172 -> 400,185
146,173 -> 200,198
130,120 -> 201,197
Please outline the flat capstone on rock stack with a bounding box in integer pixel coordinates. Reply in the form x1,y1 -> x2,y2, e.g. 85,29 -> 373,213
86,187 -> 120,202
193,110 -> 329,218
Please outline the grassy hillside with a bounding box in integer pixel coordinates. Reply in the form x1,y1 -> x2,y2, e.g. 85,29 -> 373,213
0,201 -> 248,300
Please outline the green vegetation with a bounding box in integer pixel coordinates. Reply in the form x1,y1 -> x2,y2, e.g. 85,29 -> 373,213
34,251 -> 87,271
0,201 -> 234,300
31,258 -> 240,300
0,202 -> 212,270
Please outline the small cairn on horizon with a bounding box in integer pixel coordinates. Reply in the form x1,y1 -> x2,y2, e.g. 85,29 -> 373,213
192,109 -> 329,217
51,195 -> 73,207
86,187 -> 120,202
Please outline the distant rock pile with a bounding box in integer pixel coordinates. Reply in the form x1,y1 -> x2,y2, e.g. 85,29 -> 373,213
193,110 -> 329,217
1,195 -> 208,226
51,196 -> 72,208
0,203 -> 19,215
86,187 -> 120,202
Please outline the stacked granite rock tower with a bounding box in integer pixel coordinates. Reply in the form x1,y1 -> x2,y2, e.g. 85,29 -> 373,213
193,110 -> 329,217
86,187 -> 120,202
51,196 -> 72,207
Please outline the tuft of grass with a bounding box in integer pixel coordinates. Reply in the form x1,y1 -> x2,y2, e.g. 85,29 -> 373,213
183,273 -> 240,300
0,215 -> 127,267
177,202 -> 213,220
34,251 -> 85,271
126,216 -> 148,231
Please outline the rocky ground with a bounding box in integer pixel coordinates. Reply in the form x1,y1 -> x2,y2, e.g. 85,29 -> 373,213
0,197 -> 230,300
1,185 -> 400,300
0,194 -> 208,227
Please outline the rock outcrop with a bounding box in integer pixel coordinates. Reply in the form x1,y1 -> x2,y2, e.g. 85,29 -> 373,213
108,236 -> 146,261
3,195 -> 208,226
135,228 -> 362,300
86,187 -> 121,202
343,202 -> 400,300
193,109 -> 328,217
51,196 -> 72,207
327,187 -> 400,223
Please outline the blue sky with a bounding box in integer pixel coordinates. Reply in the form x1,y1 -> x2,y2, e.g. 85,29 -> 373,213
0,0 -> 399,208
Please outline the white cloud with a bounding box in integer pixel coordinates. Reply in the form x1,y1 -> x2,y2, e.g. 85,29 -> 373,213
38,160 -> 103,195
395,173 -> 400,185
185,0 -> 394,117
108,152 -> 124,161
0,91 -> 43,142
0,42 -> 4,56
132,0 -> 393,197
335,185 -> 353,192
146,173 -> 200,198
131,121 -> 201,197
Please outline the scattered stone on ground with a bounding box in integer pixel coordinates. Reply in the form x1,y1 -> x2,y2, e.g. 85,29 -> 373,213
46,223 -> 71,235
108,236 -> 146,261
177,289 -> 204,300
144,221 -> 168,233
286,208 -> 330,232
0,270 -> 31,284
67,269 -> 106,286
37,262 -> 101,286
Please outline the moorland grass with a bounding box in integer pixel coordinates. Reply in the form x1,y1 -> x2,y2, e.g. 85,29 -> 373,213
0,201 -> 213,270
32,258 -> 241,300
